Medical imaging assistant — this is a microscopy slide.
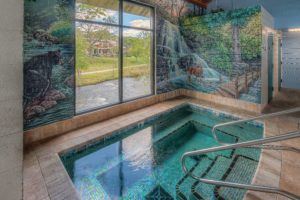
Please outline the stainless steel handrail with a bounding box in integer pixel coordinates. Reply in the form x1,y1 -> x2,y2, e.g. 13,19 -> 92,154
181,130 -> 300,200
212,107 -> 300,145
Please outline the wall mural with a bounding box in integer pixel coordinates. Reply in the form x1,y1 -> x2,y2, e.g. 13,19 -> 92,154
23,0 -> 262,130
158,5 -> 262,103
137,0 -> 196,93
24,0 -> 75,130
23,0 -> 194,130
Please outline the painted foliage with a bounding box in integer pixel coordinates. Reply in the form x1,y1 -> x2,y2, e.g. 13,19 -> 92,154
181,6 -> 262,103
158,6 -> 262,103
23,0 -> 262,130
24,0 -> 75,130
151,0 -> 196,93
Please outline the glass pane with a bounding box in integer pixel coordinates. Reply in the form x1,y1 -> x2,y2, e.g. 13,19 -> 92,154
76,22 -> 120,113
123,29 -> 152,100
123,1 -> 153,29
76,0 -> 119,24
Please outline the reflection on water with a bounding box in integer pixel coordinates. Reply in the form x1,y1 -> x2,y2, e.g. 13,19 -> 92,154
73,128 -> 154,199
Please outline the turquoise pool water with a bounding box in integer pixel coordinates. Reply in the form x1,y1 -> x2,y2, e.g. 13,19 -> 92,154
60,104 -> 263,200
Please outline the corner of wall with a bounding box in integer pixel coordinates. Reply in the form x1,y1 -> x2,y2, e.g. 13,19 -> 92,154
0,0 -> 24,199
261,6 -> 276,105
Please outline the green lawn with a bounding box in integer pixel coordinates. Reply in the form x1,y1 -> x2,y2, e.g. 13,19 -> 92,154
78,56 -> 149,72
76,56 -> 151,86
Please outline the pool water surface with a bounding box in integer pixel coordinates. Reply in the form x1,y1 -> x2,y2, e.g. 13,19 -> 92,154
61,104 -> 263,200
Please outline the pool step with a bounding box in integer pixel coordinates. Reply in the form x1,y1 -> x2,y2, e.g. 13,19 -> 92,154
215,123 -> 263,143
192,120 -> 239,144
188,107 -> 263,143
176,156 -> 212,200
191,155 -> 233,200
153,116 -> 192,143
153,109 -> 191,136
152,113 -> 261,200
176,152 -> 259,200
216,156 -> 259,200
153,122 -> 197,165
235,147 -> 260,162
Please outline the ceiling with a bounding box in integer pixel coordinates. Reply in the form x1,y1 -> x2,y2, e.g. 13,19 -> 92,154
207,0 -> 300,29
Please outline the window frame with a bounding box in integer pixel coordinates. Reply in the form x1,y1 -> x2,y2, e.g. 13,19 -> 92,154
75,0 -> 156,115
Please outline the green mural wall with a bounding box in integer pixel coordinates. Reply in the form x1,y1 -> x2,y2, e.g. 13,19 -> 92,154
23,0 -> 192,130
24,0 -> 75,130
168,6 -> 262,103
23,0 -> 263,130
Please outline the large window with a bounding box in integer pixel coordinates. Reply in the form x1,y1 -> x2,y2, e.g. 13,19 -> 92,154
76,0 -> 154,113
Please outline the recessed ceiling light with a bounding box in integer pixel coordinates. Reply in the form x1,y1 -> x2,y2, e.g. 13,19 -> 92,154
288,28 -> 300,32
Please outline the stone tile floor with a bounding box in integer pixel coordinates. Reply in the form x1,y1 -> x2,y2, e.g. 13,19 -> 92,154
23,97 -> 300,200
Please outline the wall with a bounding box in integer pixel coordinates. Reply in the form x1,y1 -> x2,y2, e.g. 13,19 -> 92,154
0,0 -> 24,199
24,0 -> 75,130
23,2 -> 266,131
261,7 -> 281,105
178,6 -> 263,104
281,30 -> 300,89
23,0 -> 194,130
261,7 -> 274,105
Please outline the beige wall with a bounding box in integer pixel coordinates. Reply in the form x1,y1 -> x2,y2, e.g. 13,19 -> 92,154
261,7 -> 274,105
281,30 -> 300,89
0,0 -> 24,199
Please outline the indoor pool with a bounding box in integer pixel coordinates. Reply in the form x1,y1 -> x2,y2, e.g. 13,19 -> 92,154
60,104 -> 263,200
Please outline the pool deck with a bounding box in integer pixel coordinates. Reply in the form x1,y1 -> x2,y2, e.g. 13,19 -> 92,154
23,97 -> 300,200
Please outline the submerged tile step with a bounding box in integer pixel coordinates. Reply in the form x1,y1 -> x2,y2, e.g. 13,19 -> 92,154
192,156 -> 233,200
216,156 -> 258,200
176,156 -> 213,199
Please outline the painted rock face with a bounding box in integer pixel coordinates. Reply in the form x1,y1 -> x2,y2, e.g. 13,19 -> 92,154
24,50 -> 62,102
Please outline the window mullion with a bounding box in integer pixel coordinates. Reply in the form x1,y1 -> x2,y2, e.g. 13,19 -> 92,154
119,0 -> 124,103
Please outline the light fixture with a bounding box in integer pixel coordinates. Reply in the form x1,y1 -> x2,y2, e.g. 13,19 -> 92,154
288,28 -> 300,32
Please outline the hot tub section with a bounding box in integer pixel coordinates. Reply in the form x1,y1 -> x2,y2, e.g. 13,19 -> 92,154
60,104 -> 263,200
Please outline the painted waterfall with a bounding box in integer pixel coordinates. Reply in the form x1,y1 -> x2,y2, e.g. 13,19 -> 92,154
157,5 -> 262,104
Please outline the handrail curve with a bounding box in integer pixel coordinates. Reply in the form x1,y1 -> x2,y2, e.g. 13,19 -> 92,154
212,107 -> 300,145
181,130 -> 300,200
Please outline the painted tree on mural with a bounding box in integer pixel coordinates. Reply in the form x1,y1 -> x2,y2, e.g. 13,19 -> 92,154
180,6 -> 261,74
145,0 -> 188,21
177,6 -> 262,103
170,0 -> 188,17
229,7 -> 261,64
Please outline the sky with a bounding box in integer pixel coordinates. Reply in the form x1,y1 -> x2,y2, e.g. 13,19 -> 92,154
76,3 -> 152,37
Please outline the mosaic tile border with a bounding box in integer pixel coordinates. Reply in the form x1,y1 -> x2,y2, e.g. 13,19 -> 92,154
60,103 -> 264,168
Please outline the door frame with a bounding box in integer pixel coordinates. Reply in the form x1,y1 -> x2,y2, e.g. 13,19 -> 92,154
268,34 -> 274,103
278,38 -> 282,91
